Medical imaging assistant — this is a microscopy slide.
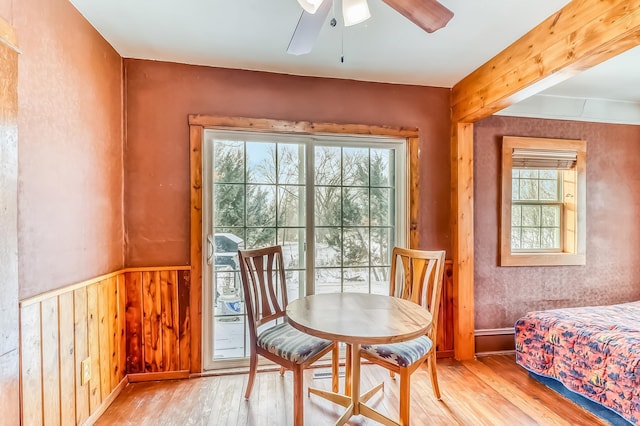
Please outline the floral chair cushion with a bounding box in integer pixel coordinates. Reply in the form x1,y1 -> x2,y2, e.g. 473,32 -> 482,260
361,336 -> 433,368
257,322 -> 333,364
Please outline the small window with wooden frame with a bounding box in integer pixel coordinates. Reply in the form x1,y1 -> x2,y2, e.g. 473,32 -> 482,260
500,136 -> 586,266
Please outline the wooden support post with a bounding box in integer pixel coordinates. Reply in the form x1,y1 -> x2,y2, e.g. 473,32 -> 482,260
450,122 -> 475,360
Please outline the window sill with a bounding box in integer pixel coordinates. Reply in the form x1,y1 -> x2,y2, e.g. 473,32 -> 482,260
500,252 -> 585,267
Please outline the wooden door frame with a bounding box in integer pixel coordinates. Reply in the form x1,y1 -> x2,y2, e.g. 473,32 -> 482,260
188,115 -> 419,372
450,0 -> 640,359
0,15 -> 20,426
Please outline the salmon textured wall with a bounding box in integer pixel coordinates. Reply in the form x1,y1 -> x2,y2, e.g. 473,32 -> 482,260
474,115 -> 640,329
124,59 -> 451,266
0,1 -> 11,23
10,0 -> 124,298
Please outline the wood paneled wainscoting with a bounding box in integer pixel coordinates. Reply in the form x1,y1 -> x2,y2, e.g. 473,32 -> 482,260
19,262 -> 448,424
19,266 -> 191,426
123,268 -> 191,379
436,260 -> 454,358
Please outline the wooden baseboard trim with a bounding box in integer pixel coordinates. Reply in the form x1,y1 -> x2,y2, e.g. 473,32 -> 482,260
82,376 -> 128,425
128,370 -> 191,383
85,372 -> 187,423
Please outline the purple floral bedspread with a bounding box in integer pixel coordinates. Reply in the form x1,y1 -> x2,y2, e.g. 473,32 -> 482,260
515,301 -> 640,424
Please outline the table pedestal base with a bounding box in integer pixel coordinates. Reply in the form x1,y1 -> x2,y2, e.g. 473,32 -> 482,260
308,343 -> 400,426
308,384 -> 398,426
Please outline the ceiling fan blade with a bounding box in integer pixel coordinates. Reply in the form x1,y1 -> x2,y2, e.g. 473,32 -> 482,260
287,0 -> 333,55
382,0 -> 453,33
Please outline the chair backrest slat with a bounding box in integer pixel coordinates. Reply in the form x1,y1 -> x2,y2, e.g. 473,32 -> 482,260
266,251 -> 285,311
238,246 -> 288,340
254,255 -> 274,318
389,247 -> 446,340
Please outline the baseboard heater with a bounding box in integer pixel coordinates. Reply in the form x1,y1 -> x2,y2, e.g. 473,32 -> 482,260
313,369 -> 346,379
475,327 -> 515,355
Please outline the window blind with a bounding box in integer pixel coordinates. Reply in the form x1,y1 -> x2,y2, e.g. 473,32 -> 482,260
511,148 -> 577,169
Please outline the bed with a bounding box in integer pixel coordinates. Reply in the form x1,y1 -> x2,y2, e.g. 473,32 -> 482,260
515,301 -> 640,425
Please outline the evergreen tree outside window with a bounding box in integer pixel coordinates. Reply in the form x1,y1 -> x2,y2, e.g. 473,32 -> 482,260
203,130 -> 407,362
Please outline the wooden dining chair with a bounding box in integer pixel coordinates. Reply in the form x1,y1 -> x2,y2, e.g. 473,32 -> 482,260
237,245 -> 338,426
360,247 -> 446,426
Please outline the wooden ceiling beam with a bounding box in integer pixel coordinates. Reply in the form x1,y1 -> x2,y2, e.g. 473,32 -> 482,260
449,0 -> 640,361
451,0 -> 640,123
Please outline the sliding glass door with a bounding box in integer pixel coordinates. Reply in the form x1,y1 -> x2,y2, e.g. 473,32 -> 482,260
202,130 -> 406,369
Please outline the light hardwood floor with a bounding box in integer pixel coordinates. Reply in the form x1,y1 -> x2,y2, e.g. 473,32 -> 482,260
95,354 -> 607,426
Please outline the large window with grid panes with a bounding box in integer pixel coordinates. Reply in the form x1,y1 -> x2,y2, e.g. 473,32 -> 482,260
500,136 -> 586,266
202,130 -> 407,368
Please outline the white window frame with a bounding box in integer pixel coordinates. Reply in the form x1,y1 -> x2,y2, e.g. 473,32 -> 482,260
202,130 -> 408,370
511,171 -> 563,253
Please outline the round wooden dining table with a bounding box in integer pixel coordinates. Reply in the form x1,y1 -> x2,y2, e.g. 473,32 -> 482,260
286,292 -> 432,426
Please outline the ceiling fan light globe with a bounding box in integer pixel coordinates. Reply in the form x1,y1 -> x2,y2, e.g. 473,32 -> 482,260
297,0 -> 324,14
343,0 -> 371,26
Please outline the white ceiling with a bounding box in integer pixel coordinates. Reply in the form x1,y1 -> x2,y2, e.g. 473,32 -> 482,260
498,45 -> 640,125
69,0 -> 640,124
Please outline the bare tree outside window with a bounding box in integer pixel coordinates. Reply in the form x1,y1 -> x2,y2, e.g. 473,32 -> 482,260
207,134 -> 403,361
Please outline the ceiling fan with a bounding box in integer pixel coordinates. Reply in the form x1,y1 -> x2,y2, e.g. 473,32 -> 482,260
287,0 -> 454,55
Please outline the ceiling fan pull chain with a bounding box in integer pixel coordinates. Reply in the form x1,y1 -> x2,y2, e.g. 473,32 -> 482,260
341,20 -> 345,63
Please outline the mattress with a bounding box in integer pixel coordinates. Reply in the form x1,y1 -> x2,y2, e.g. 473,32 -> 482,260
515,301 -> 640,425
